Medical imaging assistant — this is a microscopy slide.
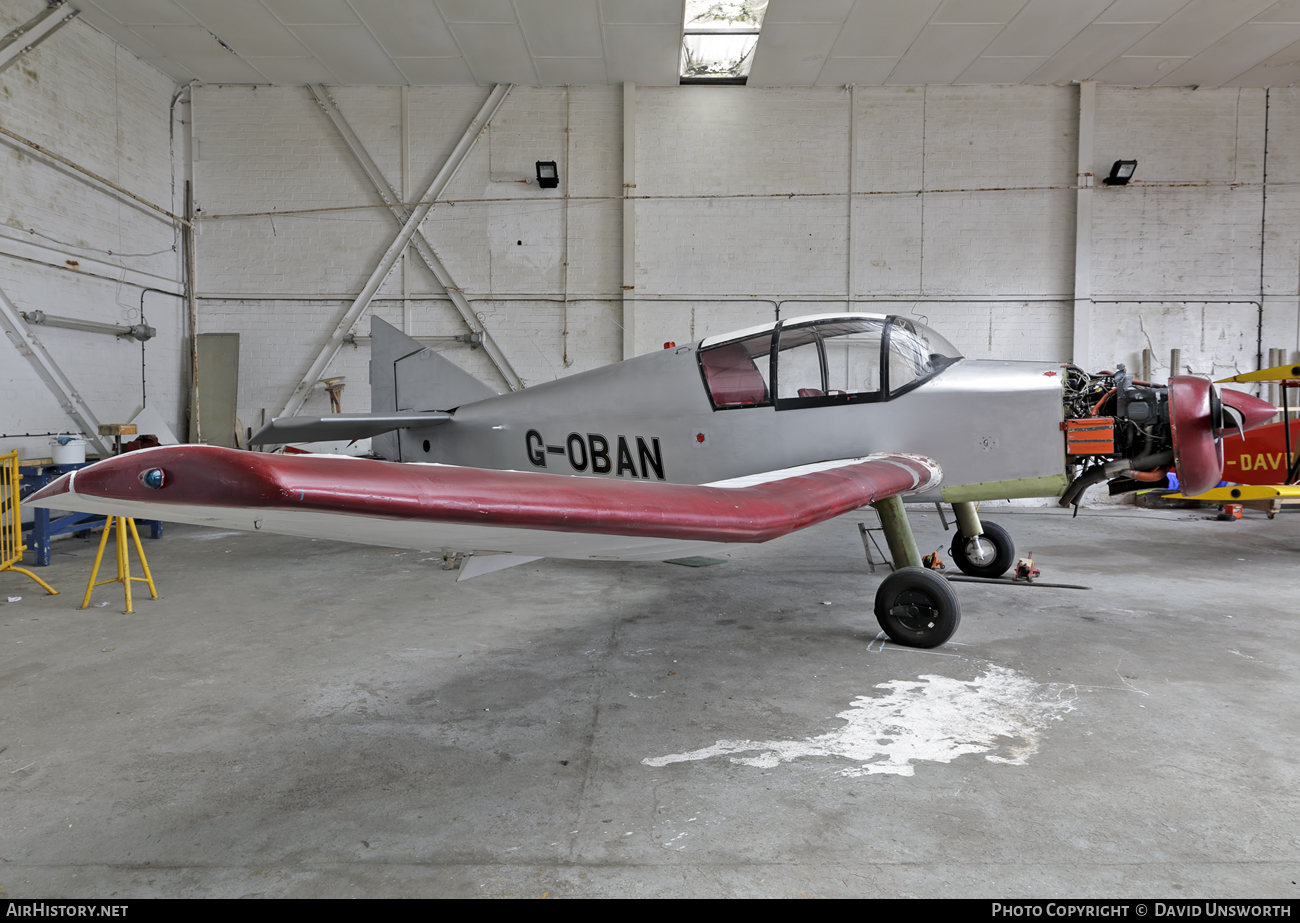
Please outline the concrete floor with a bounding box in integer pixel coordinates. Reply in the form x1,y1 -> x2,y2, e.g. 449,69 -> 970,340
1,505 -> 1298,898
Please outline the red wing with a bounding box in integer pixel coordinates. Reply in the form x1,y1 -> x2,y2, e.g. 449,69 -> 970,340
30,446 -> 941,545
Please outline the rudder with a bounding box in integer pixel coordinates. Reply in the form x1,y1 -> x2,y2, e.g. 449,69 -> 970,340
370,316 -> 497,459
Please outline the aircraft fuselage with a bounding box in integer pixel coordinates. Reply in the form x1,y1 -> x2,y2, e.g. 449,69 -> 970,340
396,338 -> 1067,502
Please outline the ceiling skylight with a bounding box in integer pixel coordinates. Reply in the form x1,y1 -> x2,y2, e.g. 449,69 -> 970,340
680,0 -> 768,84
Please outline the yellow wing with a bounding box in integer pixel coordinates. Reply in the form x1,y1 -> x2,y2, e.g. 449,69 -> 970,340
1215,363 -> 1300,384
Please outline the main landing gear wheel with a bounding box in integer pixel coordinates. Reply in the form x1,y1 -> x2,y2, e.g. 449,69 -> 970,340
874,567 -> 961,649
949,520 -> 1015,579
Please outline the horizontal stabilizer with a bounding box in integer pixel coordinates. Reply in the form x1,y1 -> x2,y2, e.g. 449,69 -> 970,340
250,412 -> 451,445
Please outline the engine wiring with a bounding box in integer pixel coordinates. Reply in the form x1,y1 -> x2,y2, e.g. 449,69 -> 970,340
1060,363 -> 1175,514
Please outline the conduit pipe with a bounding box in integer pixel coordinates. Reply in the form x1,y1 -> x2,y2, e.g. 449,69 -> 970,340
20,310 -> 155,342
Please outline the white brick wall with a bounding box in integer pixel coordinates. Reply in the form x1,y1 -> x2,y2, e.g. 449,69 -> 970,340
1089,87 -> 1292,381
0,0 -> 184,461
195,79 -> 1099,426
189,78 -> 1297,426
5,4 -> 1300,458
193,84 -> 629,415
1259,87 -> 1300,375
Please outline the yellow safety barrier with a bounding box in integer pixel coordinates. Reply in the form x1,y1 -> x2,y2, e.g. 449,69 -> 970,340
79,516 -> 158,614
0,450 -> 58,595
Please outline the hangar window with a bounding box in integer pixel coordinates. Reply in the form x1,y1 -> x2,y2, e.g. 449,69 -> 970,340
698,332 -> 773,409
680,0 -> 768,85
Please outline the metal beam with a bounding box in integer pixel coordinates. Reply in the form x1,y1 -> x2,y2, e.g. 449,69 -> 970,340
401,84 -> 412,336
281,84 -> 513,418
1072,80 -> 1095,370
307,84 -> 522,392
0,1 -> 77,74
847,85 -> 856,302
308,84 -> 402,208
0,125 -> 188,227
402,212 -> 523,391
622,81 -> 636,359
0,283 -> 111,456
0,232 -> 184,295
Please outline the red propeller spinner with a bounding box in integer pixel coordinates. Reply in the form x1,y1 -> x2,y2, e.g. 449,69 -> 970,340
1168,377 -> 1276,495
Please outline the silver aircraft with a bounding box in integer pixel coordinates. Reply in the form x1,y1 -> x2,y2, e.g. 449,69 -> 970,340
28,312 -> 1275,649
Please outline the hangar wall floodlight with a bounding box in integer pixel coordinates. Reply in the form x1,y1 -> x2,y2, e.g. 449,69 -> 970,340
536,160 -> 558,189
1103,160 -> 1137,185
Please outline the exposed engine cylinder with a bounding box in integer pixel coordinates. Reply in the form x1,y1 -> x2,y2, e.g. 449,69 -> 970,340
1058,364 -> 1275,507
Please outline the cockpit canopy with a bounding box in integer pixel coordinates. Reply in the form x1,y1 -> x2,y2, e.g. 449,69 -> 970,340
697,314 -> 961,411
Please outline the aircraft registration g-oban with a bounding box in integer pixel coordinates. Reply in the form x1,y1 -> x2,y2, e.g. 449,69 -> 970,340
28,313 -> 1276,649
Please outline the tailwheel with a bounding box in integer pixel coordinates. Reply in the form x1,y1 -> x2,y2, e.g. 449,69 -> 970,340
949,519 -> 1015,578
874,567 -> 961,649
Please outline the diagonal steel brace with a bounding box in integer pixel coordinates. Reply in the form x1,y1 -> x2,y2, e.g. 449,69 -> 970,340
0,283 -> 111,456
308,84 -> 522,392
283,84 -> 519,419
0,1 -> 78,75
281,85 -> 513,418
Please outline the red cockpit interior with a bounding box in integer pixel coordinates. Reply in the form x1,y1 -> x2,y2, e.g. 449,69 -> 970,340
700,342 -> 768,407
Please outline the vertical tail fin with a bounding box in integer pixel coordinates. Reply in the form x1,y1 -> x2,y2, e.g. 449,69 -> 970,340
370,317 -> 497,459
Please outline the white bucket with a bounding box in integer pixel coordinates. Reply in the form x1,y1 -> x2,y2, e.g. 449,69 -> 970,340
50,436 -> 86,465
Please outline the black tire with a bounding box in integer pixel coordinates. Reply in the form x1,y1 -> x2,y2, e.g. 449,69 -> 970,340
949,519 -> 1015,579
874,567 -> 961,649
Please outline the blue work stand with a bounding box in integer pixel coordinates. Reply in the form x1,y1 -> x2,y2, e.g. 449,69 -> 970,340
19,460 -> 163,567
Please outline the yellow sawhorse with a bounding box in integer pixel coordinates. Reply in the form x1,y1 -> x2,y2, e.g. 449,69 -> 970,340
79,516 -> 157,614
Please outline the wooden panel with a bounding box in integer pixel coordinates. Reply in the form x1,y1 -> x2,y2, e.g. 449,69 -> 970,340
195,333 -> 240,449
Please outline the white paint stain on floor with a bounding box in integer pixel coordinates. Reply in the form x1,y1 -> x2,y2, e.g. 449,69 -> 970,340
643,666 -> 1075,777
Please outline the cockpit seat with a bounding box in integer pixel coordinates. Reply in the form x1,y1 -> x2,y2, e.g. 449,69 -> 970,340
701,342 -> 768,406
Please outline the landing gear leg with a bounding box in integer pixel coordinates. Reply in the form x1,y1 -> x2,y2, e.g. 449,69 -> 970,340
871,495 -> 922,570
949,501 -> 1015,579
870,496 -> 961,648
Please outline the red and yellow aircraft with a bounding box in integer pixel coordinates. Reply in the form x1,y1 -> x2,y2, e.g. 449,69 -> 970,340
1167,363 -> 1300,515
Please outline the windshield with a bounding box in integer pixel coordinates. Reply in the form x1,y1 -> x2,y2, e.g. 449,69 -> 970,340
886,316 -> 962,396
700,315 -> 961,412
